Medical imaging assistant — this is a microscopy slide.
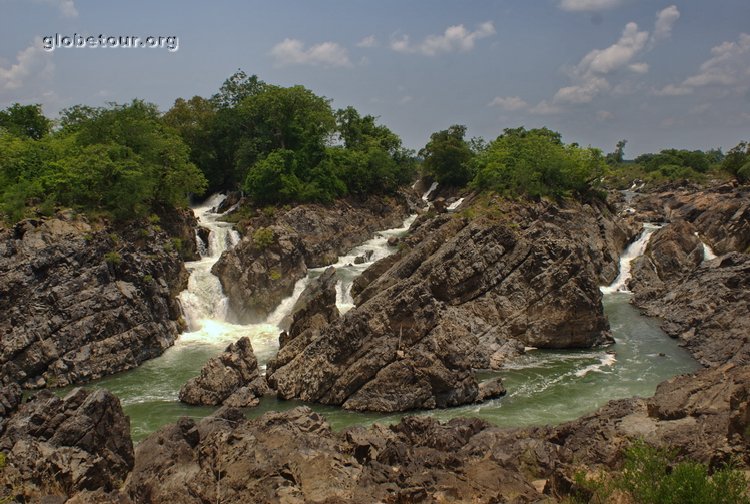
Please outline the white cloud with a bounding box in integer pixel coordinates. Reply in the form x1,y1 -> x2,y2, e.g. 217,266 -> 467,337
656,33 -> 750,96
653,5 -> 680,42
576,22 -> 649,76
552,7 -> 679,105
596,110 -> 615,121
628,62 -> 649,74
270,39 -> 352,68
488,96 -> 528,111
357,36 -> 378,48
0,38 -> 54,92
34,0 -> 78,18
530,100 -> 563,115
559,0 -> 623,12
391,22 -> 495,56
653,84 -> 692,96
399,95 -> 413,104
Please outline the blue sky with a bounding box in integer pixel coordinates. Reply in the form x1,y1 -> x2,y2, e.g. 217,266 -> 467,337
1,0 -> 749,157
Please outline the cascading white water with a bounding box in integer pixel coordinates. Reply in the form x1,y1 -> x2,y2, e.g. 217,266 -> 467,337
447,197 -> 465,211
423,182 -> 438,206
312,185 -> 433,315
600,223 -> 662,295
177,194 -> 240,330
694,232 -> 718,261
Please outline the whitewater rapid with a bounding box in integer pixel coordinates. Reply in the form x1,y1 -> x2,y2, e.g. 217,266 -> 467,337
600,223 -> 662,295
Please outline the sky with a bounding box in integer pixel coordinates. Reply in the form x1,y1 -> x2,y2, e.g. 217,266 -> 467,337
1,0 -> 749,157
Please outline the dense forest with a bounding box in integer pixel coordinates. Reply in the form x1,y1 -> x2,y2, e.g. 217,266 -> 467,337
1,70 -> 748,224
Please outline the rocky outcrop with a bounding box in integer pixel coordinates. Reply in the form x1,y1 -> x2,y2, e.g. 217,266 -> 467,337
634,253 -> 750,367
0,383 -> 22,435
213,192 -> 418,323
626,184 -> 750,367
211,225 -> 308,323
269,267 -> 339,376
628,220 -> 703,300
631,182 -> 750,254
125,407 -> 542,503
179,337 -> 268,407
0,212 -> 190,389
0,388 -> 134,502
267,197 -> 635,412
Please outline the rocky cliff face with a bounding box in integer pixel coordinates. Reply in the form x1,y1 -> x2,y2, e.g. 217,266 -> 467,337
212,192 -> 419,323
0,388 -> 134,502
266,196 -> 636,413
0,211 -> 191,388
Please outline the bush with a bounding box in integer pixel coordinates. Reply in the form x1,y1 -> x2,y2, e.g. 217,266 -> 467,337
471,127 -> 604,199
576,440 -> 750,504
104,251 -> 122,266
252,227 -> 274,250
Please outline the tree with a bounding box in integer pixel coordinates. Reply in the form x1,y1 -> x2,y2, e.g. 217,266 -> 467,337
419,125 -> 474,186
606,139 -> 627,165
471,127 -> 604,198
723,141 -> 750,182
0,103 -> 51,140
211,70 -> 266,109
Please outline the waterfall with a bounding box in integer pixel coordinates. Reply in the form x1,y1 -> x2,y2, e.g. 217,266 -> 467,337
447,197 -> 465,211
177,194 -> 239,330
694,232 -> 717,261
422,182 -> 439,206
601,223 -> 662,295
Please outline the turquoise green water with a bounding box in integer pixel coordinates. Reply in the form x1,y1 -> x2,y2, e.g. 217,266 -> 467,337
84,293 -> 698,442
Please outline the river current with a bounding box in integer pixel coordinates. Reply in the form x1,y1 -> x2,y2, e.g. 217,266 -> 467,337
85,193 -> 699,441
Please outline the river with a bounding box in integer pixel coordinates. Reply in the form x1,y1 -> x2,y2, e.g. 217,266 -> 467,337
84,195 -> 698,442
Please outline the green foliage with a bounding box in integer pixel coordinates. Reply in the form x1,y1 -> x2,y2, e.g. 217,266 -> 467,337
0,100 -> 208,224
576,440 -> 750,504
104,251 -> 122,266
252,227 -> 275,250
0,103 -> 51,140
419,124 -> 475,186
163,71 -> 414,204
635,149 -> 712,176
606,139 -> 627,165
723,141 -> 750,182
471,127 -> 604,199
269,269 -> 282,281
143,274 -> 154,283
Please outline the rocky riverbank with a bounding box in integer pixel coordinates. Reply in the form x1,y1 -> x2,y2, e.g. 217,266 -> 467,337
4,361 -> 745,503
626,182 -> 750,367
0,209 -> 195,389
212,191 -> 420,323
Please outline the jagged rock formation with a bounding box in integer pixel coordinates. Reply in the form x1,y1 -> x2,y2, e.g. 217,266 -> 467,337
179,337 -> 268,407
627,184 -> 750,367
631,182 -> 750,255
268,267 -> 339,375
628,220 -> 703,300
267,197 -> 636,412
213,192 -> 419,323
0,212 -> 190,388
0,388 -> 134,502
125,407 -> 542,503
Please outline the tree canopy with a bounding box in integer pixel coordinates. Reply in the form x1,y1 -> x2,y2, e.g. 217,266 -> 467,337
0,100 -> 207,223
